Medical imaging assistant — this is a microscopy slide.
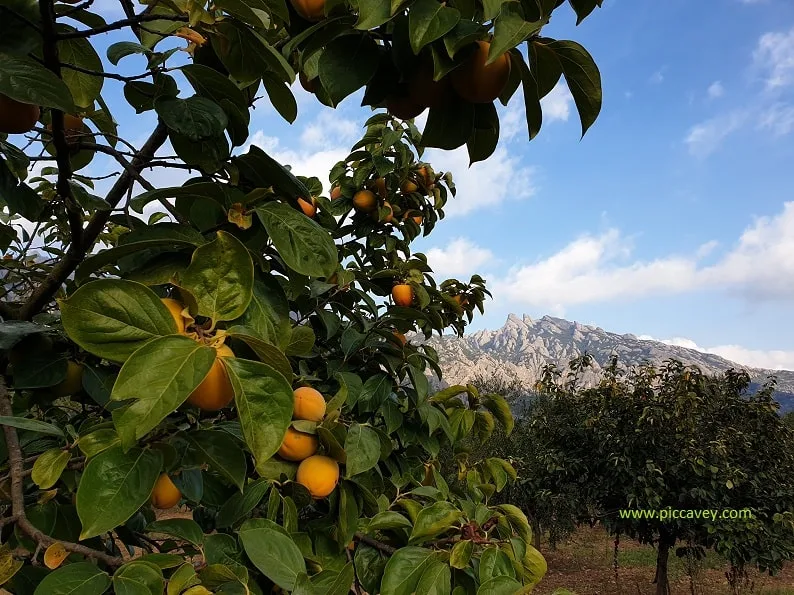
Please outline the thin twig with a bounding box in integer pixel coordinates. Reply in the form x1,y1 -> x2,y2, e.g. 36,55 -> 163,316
353,532 -> 396,555
0,380 -> 124,567
59,63 -> 173,83
55,13 -> 187,39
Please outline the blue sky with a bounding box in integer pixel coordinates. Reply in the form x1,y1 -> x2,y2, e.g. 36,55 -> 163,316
43,0 -> 794,369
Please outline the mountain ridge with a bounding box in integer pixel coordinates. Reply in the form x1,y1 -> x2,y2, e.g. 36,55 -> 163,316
421,314 -> 794,412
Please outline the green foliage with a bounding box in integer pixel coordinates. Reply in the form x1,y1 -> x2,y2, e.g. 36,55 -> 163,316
0,0 -> 607,591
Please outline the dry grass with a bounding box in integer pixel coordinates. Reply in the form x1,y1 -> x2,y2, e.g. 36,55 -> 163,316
534,526 -> 794,595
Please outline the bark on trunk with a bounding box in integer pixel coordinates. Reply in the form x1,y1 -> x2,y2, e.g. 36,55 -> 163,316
654,532 -> 674,595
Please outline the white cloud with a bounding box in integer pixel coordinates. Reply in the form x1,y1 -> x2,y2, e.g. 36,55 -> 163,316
300,112 -> 359,149
684,111 -> 747,157
707,81 -> 724,99
426,238 -> 495,279
649,70 -> 664,85
541,82 -> 572,122
639,336 -> 794,371
491,201 -> 794,313
758,103 -> 794,136
754,27 -> 794,89
423,146 -> 536,217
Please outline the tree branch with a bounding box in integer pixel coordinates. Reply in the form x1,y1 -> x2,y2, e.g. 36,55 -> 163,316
0,379 -> 123,567
39,0 -> 83,250
59,62 -> 173,83
55,13 -> 187,39
17,122 -> 169,320
353,532 -> 396,555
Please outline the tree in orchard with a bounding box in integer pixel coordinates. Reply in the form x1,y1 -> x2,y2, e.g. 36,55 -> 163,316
0,0 -> 604,593
528,358 -> 794,595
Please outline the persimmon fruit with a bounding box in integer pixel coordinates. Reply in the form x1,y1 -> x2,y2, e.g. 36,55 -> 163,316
150,474 -> 181,509
298,197 -> 317,218
296,455 -> 339,498
278,427 -> 320,461
187,344 -> 235,411
161,298 -> 186,333
392,284 -> 414,307
0,95 -> 39,134
451,41 -> 511,104
289,0 -> 325,21
386,95 -> 424,120
293,386 -> 326,422
52,361 -> 84,398
352,189 -> 377,213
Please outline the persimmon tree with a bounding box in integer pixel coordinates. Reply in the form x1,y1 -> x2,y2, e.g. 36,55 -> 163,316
0,0 -> 604,592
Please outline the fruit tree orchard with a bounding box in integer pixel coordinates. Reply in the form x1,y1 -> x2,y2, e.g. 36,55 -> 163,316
0,0 -> 603,593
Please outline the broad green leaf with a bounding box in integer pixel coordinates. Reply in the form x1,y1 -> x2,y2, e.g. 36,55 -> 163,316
354,545 -> 388,594
227,333 -> 293,382
285,325 -> 315,356
31,449 -> 70,490
479,547 -> 515,582
416,560 -> 451,595
421,99 -> 474,150
488,3 -> 543,64
110,336 -> 216,448
318,34 -> 380,106
76,445 -> 162,540
155,96 -> 228,141
356,0 -> 392,30
225,358 -> 293,474
182,63 -> 248,113
204,533 -> 243,567
344,424 -> 381,477
381,547 -> 434,595
476,576 -> 521,595
146,519 -> 204,547
0,320 -> 46,350
217,479 -> 271,528
367,511 -> 413,531
569,0 -> 602,24
482,394 -> 514,435
408,0 -> 460,55
233,145 -> 311,199
113,561 -> 164,595
77,428 -> 119,458
32,562 -> 110,595
59,279 -> 179,363
256,202 -> 338,278
58,30 -> 104,108
181,231 -> 254,323
514,50 -> 543,140
231,275 -> 291,349
546,39 -> 602,136
521,544 -> 547,587
449,540 -> 473,569
338,482 -> 359,548
467,100 -> 500,165
0,52 -> 75,112
323,562 -> 355,595
496,504 -> 532,544
262,73 -> 298,124
0,416 -> 64,437
239,520 -> 307,590
107,41 -> 151,65
409,502 -> 462,544
11,353 -> 67,390
167,563 -> 200,595
184,430 -> 247,491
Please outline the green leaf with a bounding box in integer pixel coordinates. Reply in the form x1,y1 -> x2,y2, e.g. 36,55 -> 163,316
0,543 -> 23,587
224,358 -> 294,474
255,202 -> 338,278
113,561 -> 164,595
32,562 -> 110,595
476,576 -> 521,595
421,99 -> 474,150
110,336 -> 216,448
146,518 -> 204,547
107,41 -> 151,65
496,504 -> 532,544
408,0 -> 460,55
212,21 -> 294,84
262,73 -> 298,124
482,394 -> 514,435
409,502 -> 462,544
59,279 -> 179,363
381,547 -> 434,595
285,325 -> 315,356
233,145 -> 311,199
318,34 -> 380,106
231,276 -> 291,349
31,449 -> 70,490
239,519 -> 307,590
166,563 -> 199,595
356,0 -> 392,30
76,445 -> 162,540
416,560 -> 451,595
0,416 -> 64,437
0,52 -> 75,112
58,31 -> 104,108
184,430 -> 247,491
521,544 -> 547,587
479,547 -> 515,582
78,428 -> 119,458
367,511 -> 413,531
0,320 -> 46,350
217,479 -> 271,528
545,39 -> 602,136
181,231 -> 254,322
344,424 -> 381,477
204,533 -> 243,567
155,96 -> 229,141
228,333 -> 293,382
182,63 -> 248,112
488,3 -> 543,64
449,540 -> 473,569
569,0 -> 602,25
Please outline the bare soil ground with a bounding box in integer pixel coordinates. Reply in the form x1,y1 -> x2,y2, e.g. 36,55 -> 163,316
534,526 -> 794,595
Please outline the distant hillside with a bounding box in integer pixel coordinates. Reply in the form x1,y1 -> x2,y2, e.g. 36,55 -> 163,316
421,314 -> 794,413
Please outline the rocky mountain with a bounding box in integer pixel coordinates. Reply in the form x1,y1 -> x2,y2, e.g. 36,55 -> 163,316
421,314 -> 794,413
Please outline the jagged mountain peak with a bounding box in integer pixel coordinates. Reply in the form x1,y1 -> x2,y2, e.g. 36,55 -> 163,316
420,314 -> 794,411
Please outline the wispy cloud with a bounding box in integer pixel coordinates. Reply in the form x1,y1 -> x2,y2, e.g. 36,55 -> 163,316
707,81 -> 725,99
684,111 -> 747,157
426,238 -> 495,279
638,335 -> 794,371
754,27 -> 794,89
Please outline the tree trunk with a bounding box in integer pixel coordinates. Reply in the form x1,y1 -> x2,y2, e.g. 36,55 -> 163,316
532,520 -> 541,550
654,531 -> 674,595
